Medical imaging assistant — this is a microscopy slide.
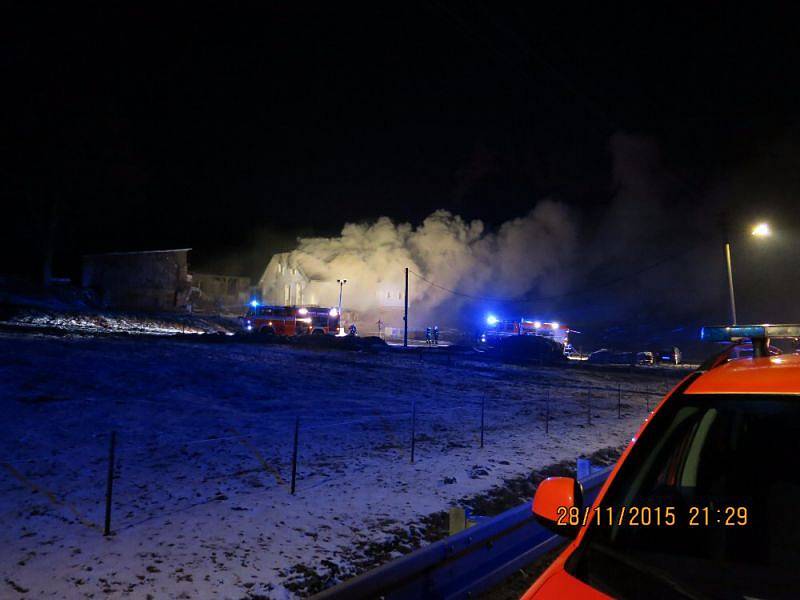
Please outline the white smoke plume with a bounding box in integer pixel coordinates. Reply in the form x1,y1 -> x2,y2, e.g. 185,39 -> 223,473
285,199 -> 577,327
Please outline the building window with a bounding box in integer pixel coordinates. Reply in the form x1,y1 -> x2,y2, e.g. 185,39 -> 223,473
284,284 -> 290,305
295,283 -> 301,305
277,263 -> 282,275
227,279 -> 236,295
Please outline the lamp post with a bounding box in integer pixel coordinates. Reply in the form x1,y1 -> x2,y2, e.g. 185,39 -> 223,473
724,222 -> 771,325
337,279 -> 347,334
724,241 -> 737,325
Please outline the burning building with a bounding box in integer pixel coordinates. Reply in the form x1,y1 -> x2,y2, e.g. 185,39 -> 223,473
257,252 -> 406,334
258,253 -> 327,307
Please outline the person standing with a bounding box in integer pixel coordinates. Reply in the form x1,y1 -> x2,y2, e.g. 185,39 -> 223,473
433,325 -> 440,345
425,326 -> 432,345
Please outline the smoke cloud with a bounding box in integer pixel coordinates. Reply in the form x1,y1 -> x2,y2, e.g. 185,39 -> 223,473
253,129 -> 800,339
285,200 -> 577,327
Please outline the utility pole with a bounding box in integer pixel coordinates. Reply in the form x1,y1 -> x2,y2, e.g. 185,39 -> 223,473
403,267 -> 409,348
337,279 -> 347,334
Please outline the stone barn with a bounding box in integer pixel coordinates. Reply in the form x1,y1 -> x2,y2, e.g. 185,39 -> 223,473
81,248 -> 192,311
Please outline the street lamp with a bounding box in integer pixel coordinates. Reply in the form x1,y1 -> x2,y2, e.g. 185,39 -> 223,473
336,279 -> 347,334
724,222 -> 771,325
751,222 -> 771,237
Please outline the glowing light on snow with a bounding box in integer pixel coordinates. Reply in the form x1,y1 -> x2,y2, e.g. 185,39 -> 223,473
486,314 -> 499,325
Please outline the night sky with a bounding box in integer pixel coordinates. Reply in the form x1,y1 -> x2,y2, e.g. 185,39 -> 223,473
3,2 -> 800,301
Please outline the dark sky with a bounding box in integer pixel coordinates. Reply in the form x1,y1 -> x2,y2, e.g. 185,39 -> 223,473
3,2 -> 800,281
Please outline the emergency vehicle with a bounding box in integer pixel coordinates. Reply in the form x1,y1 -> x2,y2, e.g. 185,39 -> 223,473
523,324 -> 800,599
243,304 -> 340,336
480,316 -> 570,351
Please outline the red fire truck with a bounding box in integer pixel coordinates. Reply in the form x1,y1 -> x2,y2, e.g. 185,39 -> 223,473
243,304 -> 340,336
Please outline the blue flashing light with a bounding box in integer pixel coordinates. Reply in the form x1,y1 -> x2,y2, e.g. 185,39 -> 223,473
486,314 -> 499,326
698,324 -> 794,342
250,300 -> 259,308
700,325 -> 766,342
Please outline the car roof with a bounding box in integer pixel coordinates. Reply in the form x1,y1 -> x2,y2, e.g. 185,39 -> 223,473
686,354 -> 800,395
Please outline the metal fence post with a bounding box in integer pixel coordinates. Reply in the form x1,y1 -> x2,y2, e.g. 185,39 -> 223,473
104,431 -> 117,536
291,417 -> 299,495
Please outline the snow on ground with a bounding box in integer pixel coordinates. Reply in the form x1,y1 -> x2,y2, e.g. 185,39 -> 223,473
0,332 -> 682,598
5,308 -> 234,336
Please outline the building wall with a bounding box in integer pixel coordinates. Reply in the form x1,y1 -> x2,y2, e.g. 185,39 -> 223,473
82,249 -> 191,311
258,253 -> 339,307
192,272 -> 251,312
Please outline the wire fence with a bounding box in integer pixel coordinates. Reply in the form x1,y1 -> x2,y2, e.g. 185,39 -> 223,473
0,377 -> 671,539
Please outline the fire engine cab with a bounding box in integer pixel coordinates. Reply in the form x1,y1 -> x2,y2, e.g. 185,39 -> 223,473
243,304 -> 340,336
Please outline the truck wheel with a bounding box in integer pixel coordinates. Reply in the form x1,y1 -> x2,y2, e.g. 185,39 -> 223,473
259,326 -> 275,335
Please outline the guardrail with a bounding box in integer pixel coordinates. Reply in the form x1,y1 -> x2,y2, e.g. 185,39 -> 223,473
312,466 -> 612,600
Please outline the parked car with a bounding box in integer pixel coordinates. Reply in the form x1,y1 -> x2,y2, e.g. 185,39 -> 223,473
523,324 -> 800,599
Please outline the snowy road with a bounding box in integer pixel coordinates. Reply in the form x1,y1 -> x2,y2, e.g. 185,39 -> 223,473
0,332 -> 681,598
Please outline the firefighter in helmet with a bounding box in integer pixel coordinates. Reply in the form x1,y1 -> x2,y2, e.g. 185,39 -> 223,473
433,325 -> 440,345
348,322 -> 358,336
425,326 -> 432,345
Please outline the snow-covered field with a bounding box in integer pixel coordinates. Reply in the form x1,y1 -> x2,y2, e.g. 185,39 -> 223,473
0,332 -> 681,598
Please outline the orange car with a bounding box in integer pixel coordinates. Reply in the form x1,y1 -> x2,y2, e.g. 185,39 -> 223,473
523,324 -> 800,599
